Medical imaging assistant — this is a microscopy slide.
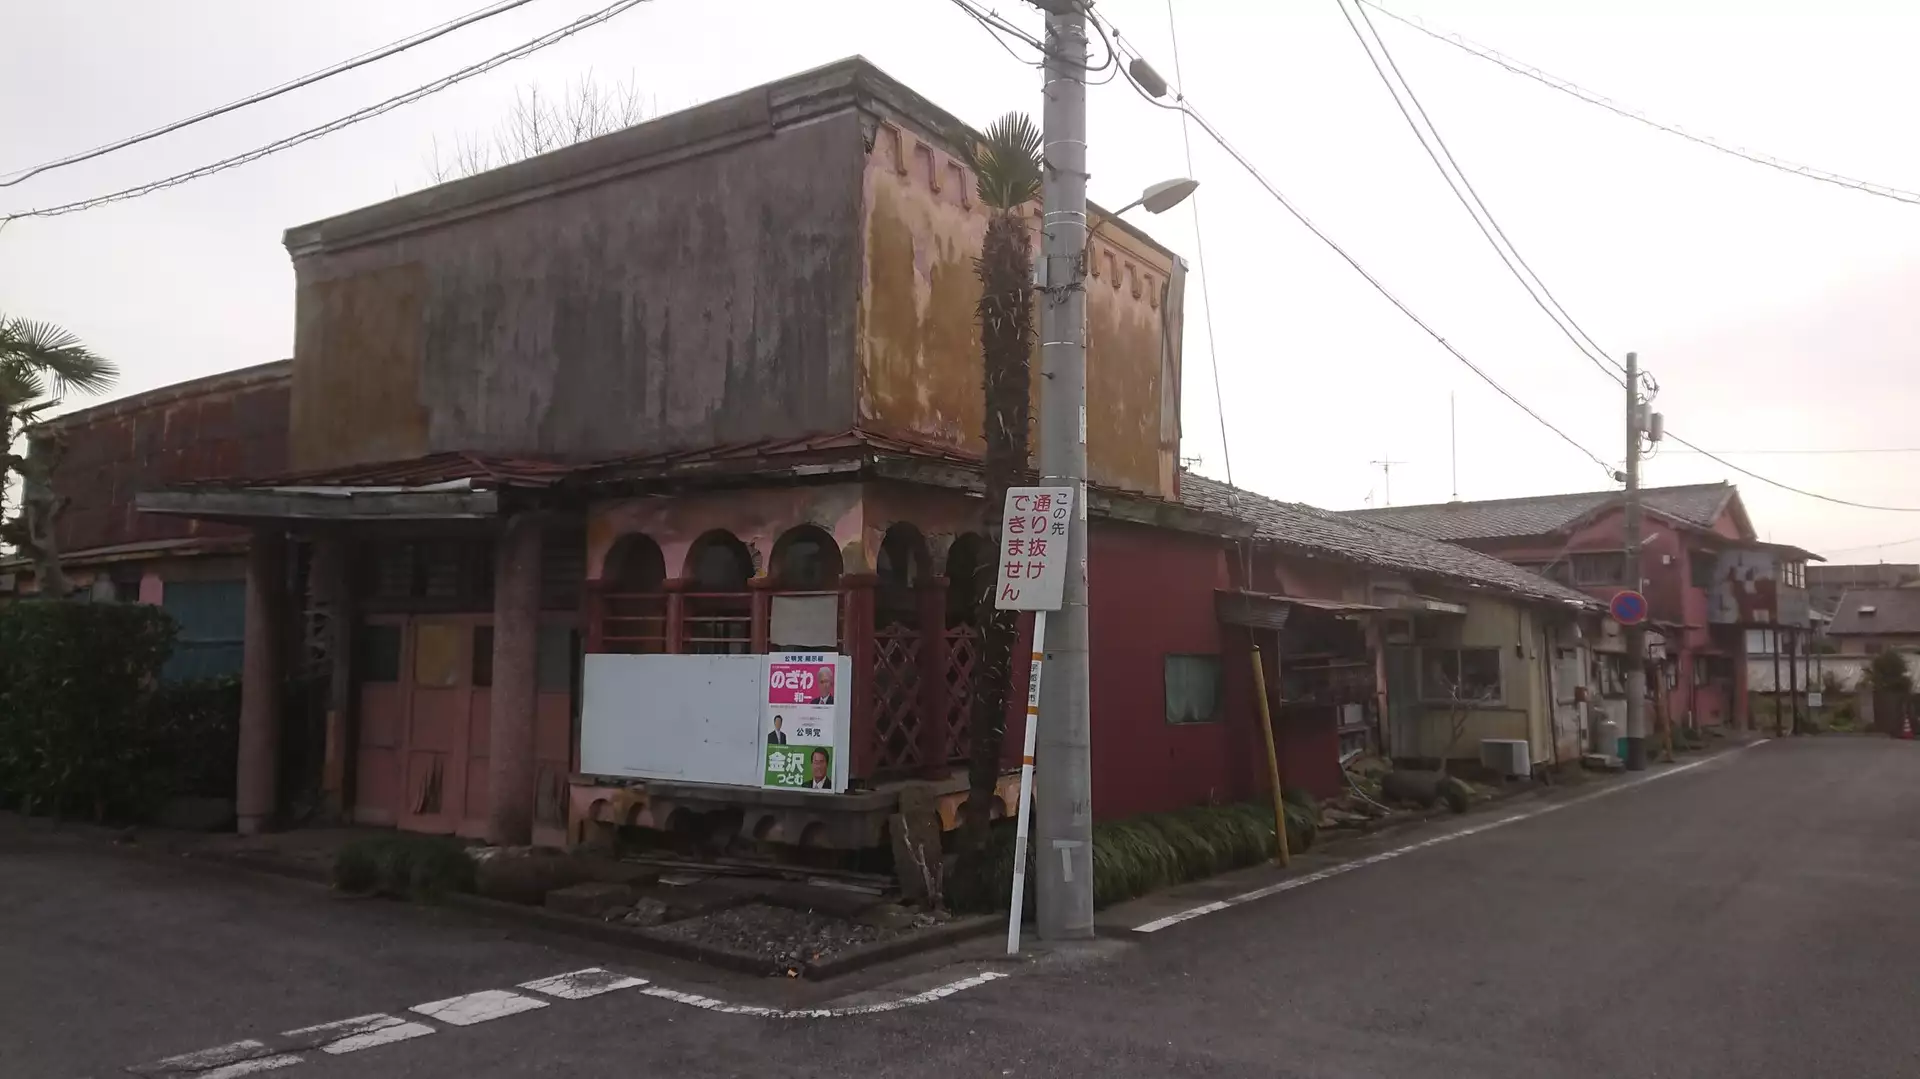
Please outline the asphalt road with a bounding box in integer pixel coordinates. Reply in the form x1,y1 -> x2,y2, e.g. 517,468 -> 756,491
9,736 -> 1920,1079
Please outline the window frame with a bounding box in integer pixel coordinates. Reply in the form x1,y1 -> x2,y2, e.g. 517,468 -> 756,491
1570,551 -> 1629,587
1164,653 -> 1223,725
1421,645 -> 1505,704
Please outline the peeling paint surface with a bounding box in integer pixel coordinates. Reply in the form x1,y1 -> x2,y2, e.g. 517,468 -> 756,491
857,119 -> 1182,498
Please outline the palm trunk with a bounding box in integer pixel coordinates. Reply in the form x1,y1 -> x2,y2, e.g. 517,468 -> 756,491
960,212 -> 1035,864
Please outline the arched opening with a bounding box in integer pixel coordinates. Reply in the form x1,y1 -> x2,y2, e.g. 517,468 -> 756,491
600,533 -> 667,653
876,524 -> 930,591
686,530 -> 753,591
945,533 -> 990,628
605,533 -> 666,592
770,524 -> 843,591
684,530 -> 752,654
875,523 -> 931,628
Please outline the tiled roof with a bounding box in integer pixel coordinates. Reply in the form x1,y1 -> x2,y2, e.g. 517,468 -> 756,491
1178,473 -> 1600,608
176,451 -> 586,490
1342,483 -> 1737,541
1826,588 -> 1920,637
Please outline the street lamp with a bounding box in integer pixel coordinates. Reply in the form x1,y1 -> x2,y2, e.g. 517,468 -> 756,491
1114,177 -> 1199,217
1085,178 -> 1197,262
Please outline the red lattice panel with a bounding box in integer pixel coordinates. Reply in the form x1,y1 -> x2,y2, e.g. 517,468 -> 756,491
943,626 -> 980,763
870,625 -> 923,774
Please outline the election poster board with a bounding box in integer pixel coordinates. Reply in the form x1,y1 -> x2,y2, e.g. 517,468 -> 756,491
759,652 -> 852,792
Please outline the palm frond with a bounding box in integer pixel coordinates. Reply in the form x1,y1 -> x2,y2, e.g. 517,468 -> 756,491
964,112 -> 1043,211
0,317 -> 118,397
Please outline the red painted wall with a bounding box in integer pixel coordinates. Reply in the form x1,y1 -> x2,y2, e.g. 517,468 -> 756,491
1079,520 -> 1322,821
44,364 -> 290,553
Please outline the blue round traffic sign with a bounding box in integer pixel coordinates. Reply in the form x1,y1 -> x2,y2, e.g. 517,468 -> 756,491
1610,590 -> 1648,625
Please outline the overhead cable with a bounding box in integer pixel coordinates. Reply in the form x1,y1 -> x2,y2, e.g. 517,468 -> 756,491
1,0 -> 650,222
0,0 -> 541,188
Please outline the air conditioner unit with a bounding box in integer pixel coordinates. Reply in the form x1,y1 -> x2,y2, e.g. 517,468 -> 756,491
1480,739 -> 1531,779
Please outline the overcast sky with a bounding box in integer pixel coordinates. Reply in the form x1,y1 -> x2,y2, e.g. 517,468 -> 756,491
5,1 -> 1920,559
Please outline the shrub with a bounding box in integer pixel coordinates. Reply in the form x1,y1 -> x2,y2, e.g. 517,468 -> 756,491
0,601 -> 176,818
949,799 -> 1318,914
1865,649 -> 1912,694
145,677 -> 242,800
333,833 -> 476,900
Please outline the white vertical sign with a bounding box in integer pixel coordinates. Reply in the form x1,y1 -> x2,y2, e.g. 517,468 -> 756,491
996,486 -> 1071,954
994,486 -> 1075,612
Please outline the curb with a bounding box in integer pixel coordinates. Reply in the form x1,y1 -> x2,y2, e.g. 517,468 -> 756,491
87,831 -> 996,983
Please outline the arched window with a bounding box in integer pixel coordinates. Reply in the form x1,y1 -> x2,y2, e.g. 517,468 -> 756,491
604,533 -> 666,592
945,532 -> 990,626
770,525 -> 843,591
686,530 -> 753,592
599,533 -> 666,654
876,524 -> 930,591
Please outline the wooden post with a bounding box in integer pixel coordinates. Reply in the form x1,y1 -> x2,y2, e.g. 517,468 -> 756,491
315,535 -> 356,822
662,578 -> 688,654
1250,635 -> 1291,867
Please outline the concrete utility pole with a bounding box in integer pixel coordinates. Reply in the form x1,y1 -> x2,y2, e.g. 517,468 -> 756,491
1032,0 -> 1095,939
1622,351 -> 1649,772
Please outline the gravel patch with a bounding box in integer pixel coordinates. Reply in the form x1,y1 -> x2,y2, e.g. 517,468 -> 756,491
655,902 -> 939,969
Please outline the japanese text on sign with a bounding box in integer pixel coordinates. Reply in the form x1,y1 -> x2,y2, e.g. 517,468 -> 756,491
994,486 -> 1075,611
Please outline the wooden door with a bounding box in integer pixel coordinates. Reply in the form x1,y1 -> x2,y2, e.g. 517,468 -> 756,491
399,617 -> 484,835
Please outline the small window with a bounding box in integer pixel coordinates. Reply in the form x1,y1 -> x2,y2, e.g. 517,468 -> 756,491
472,625 -> 494,688
537,625 -> 578,692
359,623 -> 403,683
1423,647 -> 1503,702
1571,552 -> 1627,587
1782,561 -> 1805,588
1690,551 -> 1717,590
1164,654 -> 1222,724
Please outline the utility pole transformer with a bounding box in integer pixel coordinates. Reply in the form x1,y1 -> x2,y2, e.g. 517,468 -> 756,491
1622,351 -> 1649,771
1033,0 -> 1095,939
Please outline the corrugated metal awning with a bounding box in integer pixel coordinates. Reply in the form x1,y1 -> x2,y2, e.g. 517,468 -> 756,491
1215,589 -> 1381,629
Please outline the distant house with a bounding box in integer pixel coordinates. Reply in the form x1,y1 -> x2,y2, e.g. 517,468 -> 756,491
1346,482 -> 1819,731
1807,563 -> 1920,625
0,361 -> 290,681
1825,589 -> 1920,654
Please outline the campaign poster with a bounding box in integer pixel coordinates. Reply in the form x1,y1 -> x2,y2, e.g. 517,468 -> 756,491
761,653 -> 849,792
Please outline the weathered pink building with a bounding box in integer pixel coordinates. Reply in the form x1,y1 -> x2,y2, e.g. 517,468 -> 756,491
1349,483 -> 1818,732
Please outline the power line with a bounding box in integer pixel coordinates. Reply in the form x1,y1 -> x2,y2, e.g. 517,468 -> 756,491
1335,1 -> 1920,516
1161,0 -> 1233,488
1664,432 -> 1920,512
1666,446 -> 1920,457
1821,534 -> 1920,556
1,0 -> 650,222
1338,0 -> 1627,386
1083,7 -> 1616,477
0,0 -> 540,188
1361,0 -> 1920,207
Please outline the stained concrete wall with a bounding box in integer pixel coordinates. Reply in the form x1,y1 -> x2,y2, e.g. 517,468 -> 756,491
857,112 -> 1182,499
285,59 -> 1186,500
286,81 -> 867,472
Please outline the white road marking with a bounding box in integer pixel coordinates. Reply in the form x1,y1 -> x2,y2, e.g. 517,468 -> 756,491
139,1039 -> 280,1074
1134,743 -> 1766,933
194,1056 -> 303,1078
519,967 -> 649,1000
285,1013 -> 436,1055
409,989 -> 548,1026
640,970 -> 1009,1018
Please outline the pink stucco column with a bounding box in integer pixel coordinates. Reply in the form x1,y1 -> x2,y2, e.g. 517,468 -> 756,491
487,515 -> 543,846
236,527 -> 287,835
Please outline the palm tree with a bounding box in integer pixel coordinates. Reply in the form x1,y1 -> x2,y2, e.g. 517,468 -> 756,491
1,316 -> 118,596
957,113 -> 1042,877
